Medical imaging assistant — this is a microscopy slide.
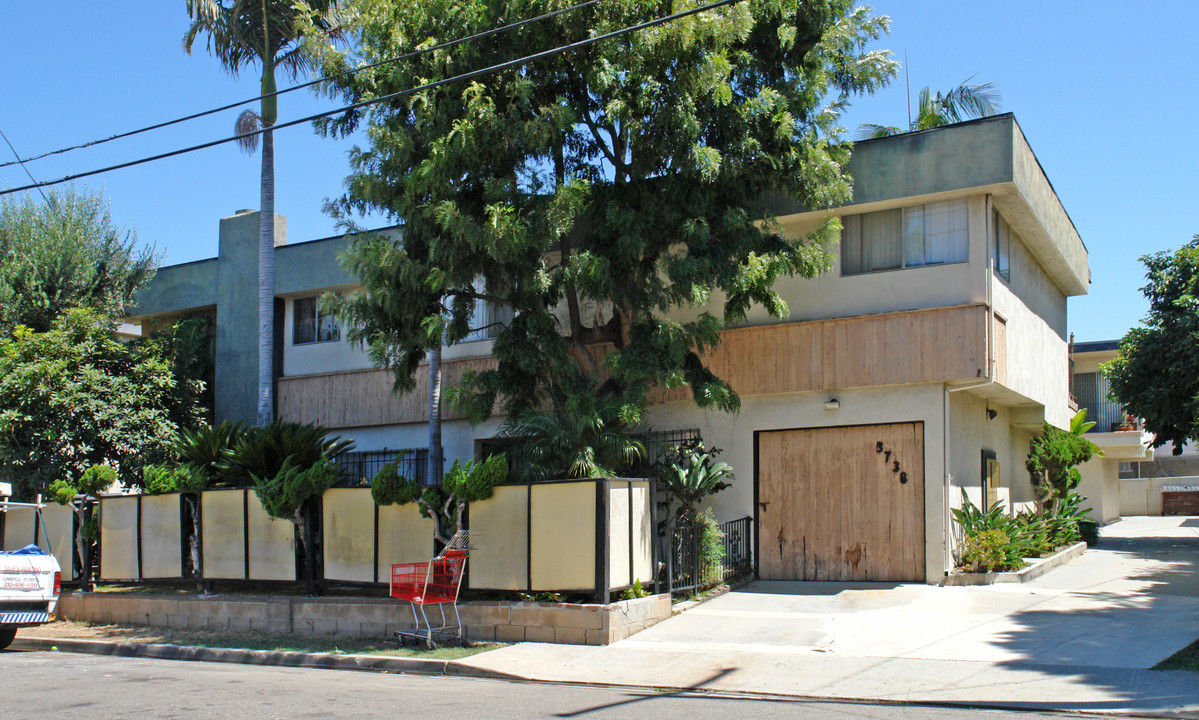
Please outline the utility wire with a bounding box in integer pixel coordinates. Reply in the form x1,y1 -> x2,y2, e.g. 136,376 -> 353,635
0,127 -> 51,205
0,0 -> 600,172
0,0 -> 741,198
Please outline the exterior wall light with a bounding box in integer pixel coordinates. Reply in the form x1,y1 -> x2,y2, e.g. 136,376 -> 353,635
824,399 -> 840,411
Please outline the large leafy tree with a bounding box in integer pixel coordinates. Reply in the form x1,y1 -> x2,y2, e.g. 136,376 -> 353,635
858,78 -> 1001,138
184,0 -> 346,425
322,0 -> 895,427
0,308 -> 197,499
0,187 -> 154,334
1105,236 -> 1199,455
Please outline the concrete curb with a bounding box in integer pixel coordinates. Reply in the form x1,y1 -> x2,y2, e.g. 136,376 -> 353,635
13,636 -> 1193,718
9,636 -> 524,682
942,541 -> 1087,586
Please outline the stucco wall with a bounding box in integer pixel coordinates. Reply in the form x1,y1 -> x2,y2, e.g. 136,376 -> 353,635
1078,457 -> 1122,523
644,382 -> 950,581
991,219 -> 1072,429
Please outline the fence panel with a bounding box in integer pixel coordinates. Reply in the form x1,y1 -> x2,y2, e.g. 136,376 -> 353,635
1,507 -> 36,550
41,503 -> 76,579
375,503 -> 435,583
99,496 -> 139,581
201,489 -> 246,579
322,488 -> 375,583
467,484 -> 529,591
246,493 -> 295,581
668,516 -> 754,596
141,494 -> 183,579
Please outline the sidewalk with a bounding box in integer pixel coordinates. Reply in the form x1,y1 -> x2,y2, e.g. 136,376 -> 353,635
456,516 -> 1199,717
14,516 -> 1199,717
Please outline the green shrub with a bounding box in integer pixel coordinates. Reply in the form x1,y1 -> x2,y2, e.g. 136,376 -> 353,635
174,421 -> 245,486
1079,519 -> 1100,546
370,455 -> 420,507
252,457 -> 339,522
143,463 -> 207,495
962,529 -> 1023,572
697,508 -> 725,586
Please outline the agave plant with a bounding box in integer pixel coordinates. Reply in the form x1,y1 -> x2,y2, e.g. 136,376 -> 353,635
656,442 -> 734,526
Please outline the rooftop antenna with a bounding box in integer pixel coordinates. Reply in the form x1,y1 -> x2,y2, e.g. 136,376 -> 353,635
905,50 -> 913,132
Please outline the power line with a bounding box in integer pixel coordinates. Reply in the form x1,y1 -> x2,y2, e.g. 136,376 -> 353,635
0,0 -> 600,172
0,127 -> 51,205
0,0 -> 741,198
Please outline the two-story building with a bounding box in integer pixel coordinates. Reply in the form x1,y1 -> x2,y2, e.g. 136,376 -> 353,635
127,113 -> 1089,584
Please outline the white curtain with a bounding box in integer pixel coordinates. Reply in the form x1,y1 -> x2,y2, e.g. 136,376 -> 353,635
906,199 -> 968,266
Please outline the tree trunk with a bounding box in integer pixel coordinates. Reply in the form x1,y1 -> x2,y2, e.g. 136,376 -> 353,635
256,122 -> 276,426
428,343 -> 443,487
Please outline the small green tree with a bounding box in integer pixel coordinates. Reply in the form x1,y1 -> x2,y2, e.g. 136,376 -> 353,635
1026,410 -> 1103,516
1104,236 -> 1199,455
372,453 -> 507,545
0,187 -> 155,335
0,308 -> 191,499
48,464 -> 117,588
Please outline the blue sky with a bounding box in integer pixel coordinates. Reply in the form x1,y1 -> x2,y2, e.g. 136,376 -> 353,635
2,3 -> 1196,342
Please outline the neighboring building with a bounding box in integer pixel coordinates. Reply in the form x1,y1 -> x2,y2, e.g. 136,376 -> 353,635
127,113 -> 1089,584
1070,339 -> 1153,523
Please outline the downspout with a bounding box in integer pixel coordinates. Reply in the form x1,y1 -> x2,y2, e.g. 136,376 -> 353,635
941,194 -> 998,577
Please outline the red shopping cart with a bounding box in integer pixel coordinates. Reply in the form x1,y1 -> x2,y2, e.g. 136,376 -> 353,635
390,531 -> 472,648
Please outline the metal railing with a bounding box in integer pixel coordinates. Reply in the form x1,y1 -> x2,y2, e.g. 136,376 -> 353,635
666,516 -> 753,596
335,448 -> 430,487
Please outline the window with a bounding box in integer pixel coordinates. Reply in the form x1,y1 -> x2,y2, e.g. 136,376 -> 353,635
993,209 -> 1012,281
293,295 -> 340,345
842,199 -> 968,275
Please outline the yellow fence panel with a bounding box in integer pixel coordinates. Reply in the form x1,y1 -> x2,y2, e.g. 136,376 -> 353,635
141,494 -> 183,579
247,493 -> 295,581
468,485 -> 529,591
40,503 -> 76,579
2,507 -> 36,551
201,490 -> 245,579
376,503 -> 435,582
608,482 -> 631,590
99,496 -> 139,581
530,481 -> 596,592
322,488 -> 375,583
630,481 -> 653,585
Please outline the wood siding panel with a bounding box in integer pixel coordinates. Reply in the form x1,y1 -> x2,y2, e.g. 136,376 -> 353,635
758,423 -> 925,582
278,305 -> 986,428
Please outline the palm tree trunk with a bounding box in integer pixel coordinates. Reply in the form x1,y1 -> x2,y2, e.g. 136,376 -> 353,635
257,122 -> 276,426
428,344 -> 443,487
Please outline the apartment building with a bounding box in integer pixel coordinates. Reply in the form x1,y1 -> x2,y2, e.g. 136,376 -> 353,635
128,113 -> 1089,583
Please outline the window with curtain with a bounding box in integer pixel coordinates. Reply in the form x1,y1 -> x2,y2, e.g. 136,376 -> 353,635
293,295 -> 340,345
842,199 -> 968,275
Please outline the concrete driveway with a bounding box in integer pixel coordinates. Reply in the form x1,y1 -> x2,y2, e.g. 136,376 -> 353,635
621,515 -> 1199,668
462,516 -> 1199,713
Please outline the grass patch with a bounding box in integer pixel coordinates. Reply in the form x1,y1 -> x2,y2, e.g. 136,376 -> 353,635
27,620 -> 497,660
1154,638 -> 1199,672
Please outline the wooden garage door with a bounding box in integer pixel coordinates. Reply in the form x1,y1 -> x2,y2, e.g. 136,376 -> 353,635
757,422 -> 925,582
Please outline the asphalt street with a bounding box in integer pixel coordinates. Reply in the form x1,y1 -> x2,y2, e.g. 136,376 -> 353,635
4,650 -> 1092,720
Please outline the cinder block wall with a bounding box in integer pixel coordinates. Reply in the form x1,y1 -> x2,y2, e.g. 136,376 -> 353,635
56,593 -> 671,646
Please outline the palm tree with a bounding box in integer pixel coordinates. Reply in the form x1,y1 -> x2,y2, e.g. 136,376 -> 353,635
184,1 -> 345,425
858,78 -> 1002,139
